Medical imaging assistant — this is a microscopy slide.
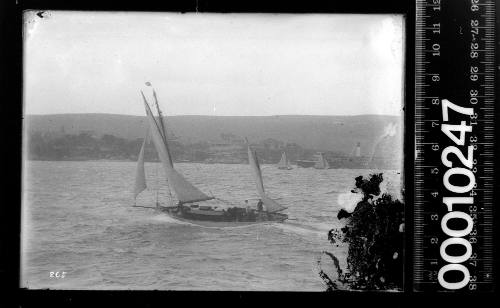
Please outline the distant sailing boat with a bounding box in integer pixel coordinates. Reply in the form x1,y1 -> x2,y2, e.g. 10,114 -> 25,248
314,152 -> 330,169
277,152 -> 293,170
133,85 -> 287,226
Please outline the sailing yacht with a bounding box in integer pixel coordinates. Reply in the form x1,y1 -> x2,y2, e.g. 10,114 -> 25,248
314,152 -> 330,169
277,152 -> 293,170
133,87 -> 288,226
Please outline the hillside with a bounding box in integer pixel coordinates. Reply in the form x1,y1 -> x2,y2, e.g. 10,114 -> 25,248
25,113 -> 402,157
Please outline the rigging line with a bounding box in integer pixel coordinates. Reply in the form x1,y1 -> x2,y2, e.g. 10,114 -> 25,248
141,91 -> 168,146
153,90 -> 169,145
154,105 -> 176,171
141,90 -> 169,153
142,85 -> 167,144
151,89 -> 175,167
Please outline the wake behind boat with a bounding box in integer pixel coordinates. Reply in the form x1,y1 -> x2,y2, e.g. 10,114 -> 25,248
133,84 -> 288,226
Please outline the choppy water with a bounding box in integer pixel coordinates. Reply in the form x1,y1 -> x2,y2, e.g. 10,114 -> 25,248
21,161 -> 401,291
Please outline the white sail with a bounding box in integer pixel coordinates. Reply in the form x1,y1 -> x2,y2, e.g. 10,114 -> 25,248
315,152 -> 330,169
248,146 -> 266,197
262,195 -> 285,213
142,92 -> 214,204
248,145 -> 287,213
133,131 -> 148,199
323,153 -> 330,169
278,152 -> 290,169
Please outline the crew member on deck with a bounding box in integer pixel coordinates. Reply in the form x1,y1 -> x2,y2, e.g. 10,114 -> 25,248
257,199 -> 263,212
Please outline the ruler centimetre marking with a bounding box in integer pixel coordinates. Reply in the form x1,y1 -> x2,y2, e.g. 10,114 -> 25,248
414,0 -> 495,292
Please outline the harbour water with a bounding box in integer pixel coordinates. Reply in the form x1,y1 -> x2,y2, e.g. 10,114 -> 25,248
21,161 -> 402,291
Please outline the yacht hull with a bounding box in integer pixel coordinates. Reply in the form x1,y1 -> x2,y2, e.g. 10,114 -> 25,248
159,205 -> 288,227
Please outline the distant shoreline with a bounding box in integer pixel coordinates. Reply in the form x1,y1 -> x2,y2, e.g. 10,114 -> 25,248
25,113 -> 403,156
26,159 -> 401,170
26,158 -> 242,164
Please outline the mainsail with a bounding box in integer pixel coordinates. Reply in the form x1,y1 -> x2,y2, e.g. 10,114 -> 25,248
248,146 -> 265,197
247,145 -> 287,213
133,131 -> 148,199
141,91 -> 214,204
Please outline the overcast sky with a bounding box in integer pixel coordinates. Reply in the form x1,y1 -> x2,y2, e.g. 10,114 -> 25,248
24,11 -> 404,116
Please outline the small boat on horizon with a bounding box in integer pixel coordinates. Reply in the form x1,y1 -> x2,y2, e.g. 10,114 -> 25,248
277,151 -> 293,170
314,152 -> 331,169
133,85 -> 288,227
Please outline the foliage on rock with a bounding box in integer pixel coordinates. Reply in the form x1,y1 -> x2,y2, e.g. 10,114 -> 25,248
319,173 -> 404,291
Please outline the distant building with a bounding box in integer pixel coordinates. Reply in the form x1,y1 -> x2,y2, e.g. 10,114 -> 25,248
260,138 -> 284,150
220,133 -> 245,144
205,141 -> 246,164
208,142 -> 243,153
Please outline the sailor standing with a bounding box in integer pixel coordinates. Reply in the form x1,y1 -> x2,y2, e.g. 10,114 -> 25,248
257,199 -> 263,212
